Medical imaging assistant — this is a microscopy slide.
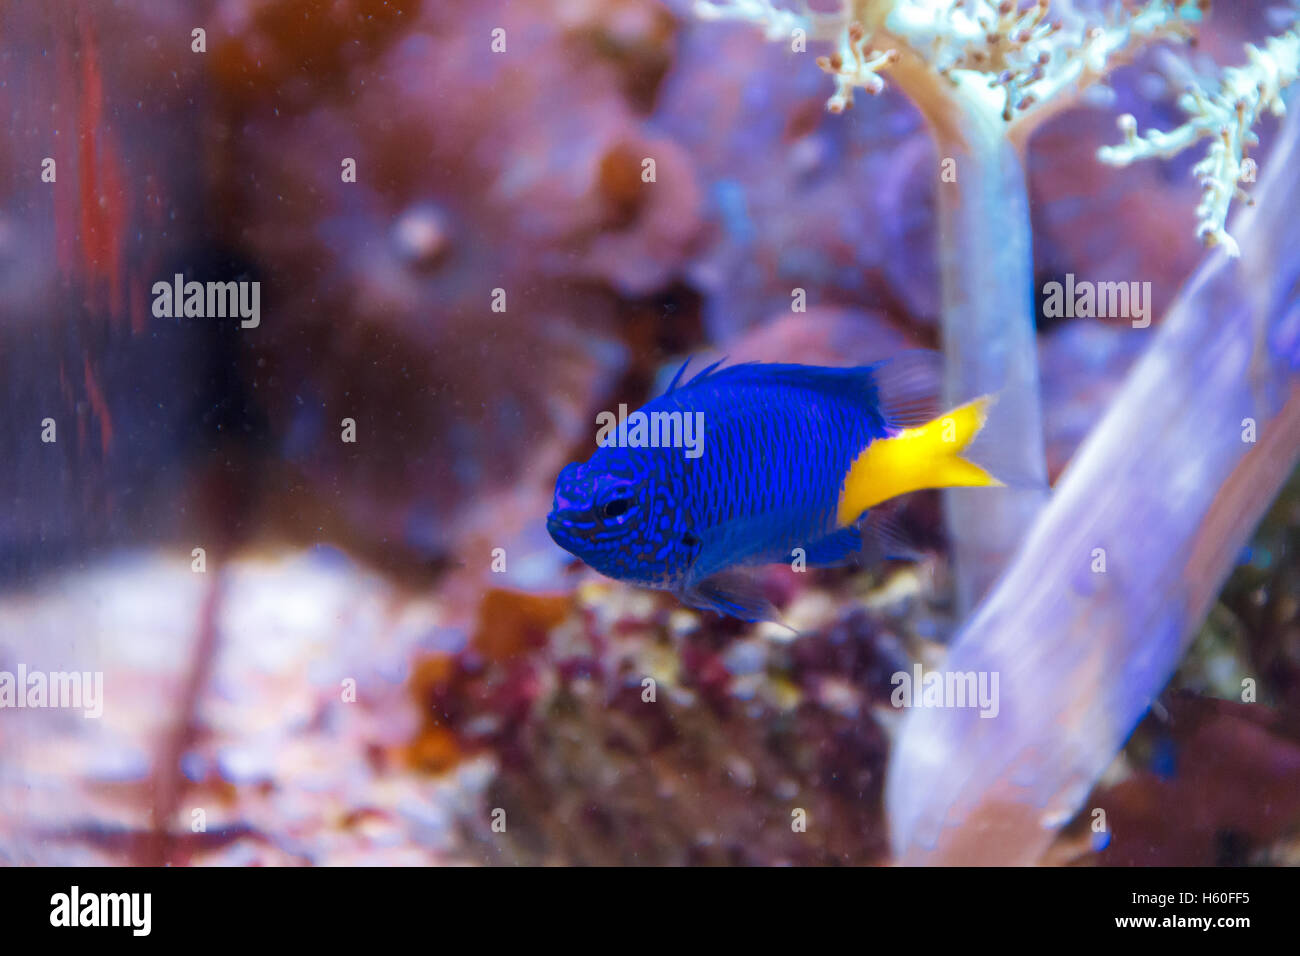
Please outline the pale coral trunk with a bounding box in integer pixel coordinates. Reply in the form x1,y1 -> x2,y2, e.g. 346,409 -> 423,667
930,90 -> 1049,609
886,104 -> 1300,865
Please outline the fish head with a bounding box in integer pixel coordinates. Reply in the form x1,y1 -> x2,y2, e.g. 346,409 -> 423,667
547,449 -> 684,585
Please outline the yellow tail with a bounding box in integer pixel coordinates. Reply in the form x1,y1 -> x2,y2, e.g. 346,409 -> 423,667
835,396 -> 1002,526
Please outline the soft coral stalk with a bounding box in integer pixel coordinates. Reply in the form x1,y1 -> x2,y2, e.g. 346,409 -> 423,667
694,0 -> 1204,604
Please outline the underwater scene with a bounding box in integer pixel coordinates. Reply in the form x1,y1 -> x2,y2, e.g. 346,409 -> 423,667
2,0 -> 1299,869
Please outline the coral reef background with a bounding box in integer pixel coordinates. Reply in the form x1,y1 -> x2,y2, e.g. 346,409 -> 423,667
1,0 -> 1297,865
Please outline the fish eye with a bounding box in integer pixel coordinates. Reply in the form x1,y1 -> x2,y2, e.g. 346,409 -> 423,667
601,497 -> 633,519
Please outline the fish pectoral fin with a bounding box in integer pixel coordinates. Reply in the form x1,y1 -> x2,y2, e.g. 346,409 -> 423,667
679,569 -> 786,625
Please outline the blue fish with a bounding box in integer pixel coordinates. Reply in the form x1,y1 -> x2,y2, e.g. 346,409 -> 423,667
546,353 -> 1000,621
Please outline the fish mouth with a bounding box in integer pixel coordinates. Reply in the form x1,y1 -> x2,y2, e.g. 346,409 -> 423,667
546,511 -> 577,552
548,505 -> 600,555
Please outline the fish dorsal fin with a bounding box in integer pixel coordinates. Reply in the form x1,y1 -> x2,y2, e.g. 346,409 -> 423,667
662,352 -> 940,429
664,357 -> 693,394
664,356 -> 731,395
686,357 -> 727,387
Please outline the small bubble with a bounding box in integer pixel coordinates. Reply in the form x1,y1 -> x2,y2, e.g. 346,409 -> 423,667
392,202 -> 452,271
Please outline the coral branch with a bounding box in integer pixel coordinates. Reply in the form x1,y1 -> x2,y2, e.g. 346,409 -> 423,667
693,0 -> 817,40
1004,0 -> 1203,131
1098,21 -> 1300,257
818,24 -> 902,112
694,1 -> 1204,125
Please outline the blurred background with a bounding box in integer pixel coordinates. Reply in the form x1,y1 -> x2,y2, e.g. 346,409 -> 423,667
1,0 -> 1298,865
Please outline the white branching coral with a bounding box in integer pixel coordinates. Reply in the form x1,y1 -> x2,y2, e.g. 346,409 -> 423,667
1098,22 -> 1300,257
692,1 -> 1205,121
693,0 -> 822,41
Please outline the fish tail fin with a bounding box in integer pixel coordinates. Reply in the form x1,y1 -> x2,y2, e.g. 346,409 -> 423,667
836,395 -> 1002,525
